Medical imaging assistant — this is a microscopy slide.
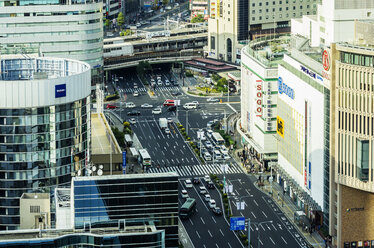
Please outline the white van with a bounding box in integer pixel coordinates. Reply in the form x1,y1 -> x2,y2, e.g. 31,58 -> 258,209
213,150 -> 222,160
126,102 -> 136,108
203,152 -> 212,161
183,103 -> 197,110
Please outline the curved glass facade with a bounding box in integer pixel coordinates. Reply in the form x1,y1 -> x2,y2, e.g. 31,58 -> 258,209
0,98 -> 91,230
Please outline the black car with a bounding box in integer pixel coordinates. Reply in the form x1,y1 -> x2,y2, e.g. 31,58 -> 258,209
167,106 -> 177,112
171,91 -> 182,96
127,111 -> 141,116
212,207 -> 222,216
193,177 -> 200,184
207,181 -> 214,189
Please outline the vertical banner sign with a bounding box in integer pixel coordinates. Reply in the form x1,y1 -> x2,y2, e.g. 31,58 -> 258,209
307,102 -> 312,190
247,112 -> 250,133
304,101 -> 308,188
255,80 -> 263,117
276,116 -> 284,138
122,151 -> 127,174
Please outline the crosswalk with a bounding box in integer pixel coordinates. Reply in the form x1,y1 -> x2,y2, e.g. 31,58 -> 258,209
122,86 -> 180,93
146,163 -> 243,177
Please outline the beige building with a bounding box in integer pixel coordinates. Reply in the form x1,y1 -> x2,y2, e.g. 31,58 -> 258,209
20,193 -> 50,230
207,0 -> 317,63
329,21 -> 374,247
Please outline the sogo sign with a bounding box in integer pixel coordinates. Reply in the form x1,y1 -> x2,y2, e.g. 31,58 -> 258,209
255,80 -> 263,117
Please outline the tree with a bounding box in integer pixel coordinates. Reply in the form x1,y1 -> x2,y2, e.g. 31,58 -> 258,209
104,19 -> 110,28
117,12 -> 124,28
162,0 -> 168,5
191,14 -> 205,23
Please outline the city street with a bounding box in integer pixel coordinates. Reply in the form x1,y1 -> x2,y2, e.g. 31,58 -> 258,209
178,177 -> 244,248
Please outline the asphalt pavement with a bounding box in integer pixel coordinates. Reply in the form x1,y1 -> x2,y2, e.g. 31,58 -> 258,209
179,177 -> 244,248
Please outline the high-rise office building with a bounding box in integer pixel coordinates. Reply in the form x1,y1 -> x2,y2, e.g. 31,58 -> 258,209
0,0 -> 103,89
207,0 -> 318,63
0,56 -> 91,230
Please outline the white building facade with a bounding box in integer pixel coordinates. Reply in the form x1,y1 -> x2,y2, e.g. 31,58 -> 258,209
0,0 -> 103,89
276,54 -> 329,218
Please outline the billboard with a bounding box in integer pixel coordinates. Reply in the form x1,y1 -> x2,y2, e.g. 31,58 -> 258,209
255,80 -> 262,117
55,84 -> 66,98
276,115 -> 284,138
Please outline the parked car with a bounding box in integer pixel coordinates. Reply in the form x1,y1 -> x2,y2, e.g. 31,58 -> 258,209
129,118 -> 136,124
204,175 -> 211,183
127,111 -> 141,116
164,128 -> 171,134
207,97 -> 219,102
212,207 -> 222,215
206,129 -> 213,138
106,104 -> 117,109
141,103 -> 153,108
167,118 -> 173,123
152,108 -> 162,114
208,199 -> 216,209
181,189 -> 189,199
204,194 -> 211,202
205,141 -> 213,149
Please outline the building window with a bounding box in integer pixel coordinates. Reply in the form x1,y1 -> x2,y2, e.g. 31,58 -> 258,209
293,6 -> 296,10
273,8 -> 275,11
252,3 -> 255,6
252,17 -> 255,21
300,5 -> 303,9
259,9 -> 262,13
273,1 -> 275,4
30,206 -> 40,213
211,36 -> 215,49
357,139 -> 369,181
286,7 -> 288,10
266,9 -> 269,12
259,16 -> 262,20
266,2 -> 269,5
279,7 -> 282,11
252,10 -> 255,13
259,2 -> 262,6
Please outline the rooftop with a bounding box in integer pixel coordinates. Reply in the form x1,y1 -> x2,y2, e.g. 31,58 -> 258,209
91,112 -> 121,155
20,193 -> 49,200
244,34 -> 291,68
0,56 -> 90,81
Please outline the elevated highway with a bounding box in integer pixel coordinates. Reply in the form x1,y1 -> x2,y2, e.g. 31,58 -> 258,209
103,27 -> 208,70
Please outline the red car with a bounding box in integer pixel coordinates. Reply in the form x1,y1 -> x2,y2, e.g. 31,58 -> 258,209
106,104 -> 117,109
163,99 -> 175,106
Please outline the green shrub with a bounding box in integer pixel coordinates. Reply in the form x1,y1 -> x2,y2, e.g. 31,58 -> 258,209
181,128 -> 185,132
186,137 -> 191,141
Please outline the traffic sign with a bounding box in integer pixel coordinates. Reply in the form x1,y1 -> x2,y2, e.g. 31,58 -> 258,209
230,217 -> 246,231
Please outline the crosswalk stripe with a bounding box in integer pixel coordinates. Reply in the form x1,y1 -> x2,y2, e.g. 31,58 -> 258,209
145,163 -> 243,176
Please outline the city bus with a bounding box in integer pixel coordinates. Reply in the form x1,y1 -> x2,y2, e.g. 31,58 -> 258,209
138,149 -> 151,167
179,198 -> 196,219
212,132 -> 225,145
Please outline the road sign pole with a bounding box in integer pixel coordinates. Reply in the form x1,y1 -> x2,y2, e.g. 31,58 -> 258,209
248,218 -> 250,248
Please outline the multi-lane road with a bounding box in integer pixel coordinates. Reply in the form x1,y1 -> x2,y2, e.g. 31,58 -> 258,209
105,68 -> 310,247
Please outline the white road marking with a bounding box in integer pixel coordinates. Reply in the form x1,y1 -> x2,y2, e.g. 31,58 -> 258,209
271,223 -> 277,231
200,217 -> 205,225
208,230 -> 213,238
211,216 -> 216,223
215,244 -> 219,248
269,237 -> 275,245
227,243 -> 232,248
189,219 -> 194,225
260,224 -> 265,231
251,212 -> 256,219
262,211 -> 268,218
281,236 -> 288,244
253,199 -> 259,207
219,229 -> 224,236
196,230 -> 200,238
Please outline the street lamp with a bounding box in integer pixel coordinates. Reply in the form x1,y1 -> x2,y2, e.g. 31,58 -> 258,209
248,220 -> 273,248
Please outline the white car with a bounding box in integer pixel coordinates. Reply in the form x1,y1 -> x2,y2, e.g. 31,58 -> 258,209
204,175 -> 211,183
223,154 -> 230,160
199,186 -> 207,195
141,103 -> 153,108
157,80 -> 162,86
208,199 -> 216,208
181,189 -> 189,198
185,179 -> 193,188
152,108 -> 162,114
133,91 -> 139,97
167,117 -> 173,123
204,194 -> 211,202
129,118 -> 136,124
207,97 -> 219,102
206,130 -> 213,138
192,101 -> 199,105
126,102 -> 136,108
164,128 -> 171,134
183,103 -> 197,110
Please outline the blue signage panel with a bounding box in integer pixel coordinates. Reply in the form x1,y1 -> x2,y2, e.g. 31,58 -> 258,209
55,84 -> 66,98
230,217 -> 245,231
122,151 -> 127,174
278,77 -> 295,99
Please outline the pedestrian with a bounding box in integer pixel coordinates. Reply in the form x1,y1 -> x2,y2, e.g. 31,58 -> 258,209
324,237 -> 328,248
